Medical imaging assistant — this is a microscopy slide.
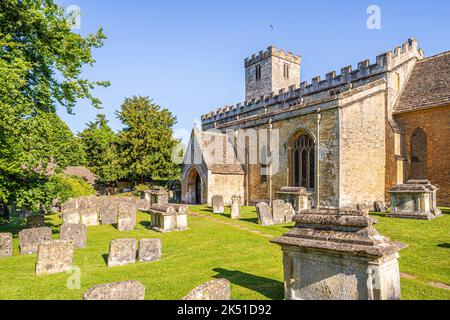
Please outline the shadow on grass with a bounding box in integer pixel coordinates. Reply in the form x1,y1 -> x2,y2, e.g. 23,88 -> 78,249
239,217 -> 259,224
102,254 -> 109,266
139,221 -> 152,228
438,243 -> 450,249
212,268 -> 283,300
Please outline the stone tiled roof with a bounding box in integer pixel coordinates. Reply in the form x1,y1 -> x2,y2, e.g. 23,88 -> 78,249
395,51 -> 450,114
62,166 -> 98,185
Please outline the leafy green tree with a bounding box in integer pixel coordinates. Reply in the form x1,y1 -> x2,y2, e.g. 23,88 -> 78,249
0,0 -> 108,212
79,114 -> 121,184
116,96 -> 180,183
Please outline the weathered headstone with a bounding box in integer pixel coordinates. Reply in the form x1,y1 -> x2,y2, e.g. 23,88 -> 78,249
212,195 -> 224,214
256,202 -> 273,226
35,240 -> 74,275
272,200 -> 286,224
374,201 -> 387,213
60,223 -> 87,249
62,208 -> 81,224
230,195 -> 240,219
26,215 -> 45,229
80,209 -> 99,226
117,210 -> 136,231
83,281 -> 146,300
0,233 -> 13,257
19,227 -> 52,255
138,238 -> 162,262
99,200 -> 119,225
284,202 -> 296,223
183,279 -> 231,300
108,238 -> 137,267
61,198 -> 77,211
136,199 -> 150,212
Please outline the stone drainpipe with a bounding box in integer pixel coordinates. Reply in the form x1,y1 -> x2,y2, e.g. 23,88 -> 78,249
316,109 -> 322,208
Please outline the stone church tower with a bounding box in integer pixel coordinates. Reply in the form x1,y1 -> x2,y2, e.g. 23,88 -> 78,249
245,47 -> 301,101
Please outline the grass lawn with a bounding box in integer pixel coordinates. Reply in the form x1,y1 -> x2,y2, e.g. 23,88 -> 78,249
0,206 -> 449,300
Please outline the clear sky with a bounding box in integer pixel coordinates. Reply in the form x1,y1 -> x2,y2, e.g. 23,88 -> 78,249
56,0 -> 450,143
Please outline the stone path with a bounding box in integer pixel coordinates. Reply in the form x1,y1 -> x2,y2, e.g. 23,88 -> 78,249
190,210 -> 450,292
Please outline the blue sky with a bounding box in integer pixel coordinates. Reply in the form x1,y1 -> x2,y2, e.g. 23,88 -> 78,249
56,0 -> 450,143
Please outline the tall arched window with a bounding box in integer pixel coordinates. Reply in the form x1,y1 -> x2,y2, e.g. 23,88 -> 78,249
291,135 -> 315,189
410,128 -> 427,180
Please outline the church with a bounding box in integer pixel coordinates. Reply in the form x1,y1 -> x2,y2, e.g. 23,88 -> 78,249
181,38 -> 450,209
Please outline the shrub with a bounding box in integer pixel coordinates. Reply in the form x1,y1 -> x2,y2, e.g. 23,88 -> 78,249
44,174 -> 96,210
133,184 -> 150,196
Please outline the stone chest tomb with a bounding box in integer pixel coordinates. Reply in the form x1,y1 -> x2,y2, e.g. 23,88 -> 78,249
149,204 -> 188,233
271,207 -> 406,300
388,180 -> 442,220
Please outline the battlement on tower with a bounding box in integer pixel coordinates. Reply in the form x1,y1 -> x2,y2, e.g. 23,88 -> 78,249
244,46 -> 301,67
202,38 -> 424,129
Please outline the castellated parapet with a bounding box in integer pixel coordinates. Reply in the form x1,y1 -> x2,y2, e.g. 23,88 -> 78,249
202,38 -> 424,129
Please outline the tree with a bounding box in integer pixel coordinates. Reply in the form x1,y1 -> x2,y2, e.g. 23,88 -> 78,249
116,96 -> 180,183
79,114 -> 121,184
0,0 -> 108,212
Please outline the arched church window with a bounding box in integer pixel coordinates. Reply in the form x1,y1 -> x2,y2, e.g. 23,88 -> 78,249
291,135 -> 315,189
410,128 -> 427,180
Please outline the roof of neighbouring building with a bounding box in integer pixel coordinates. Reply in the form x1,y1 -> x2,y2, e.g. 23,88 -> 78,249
395,51 -> 450,114
62,166 -> 98,185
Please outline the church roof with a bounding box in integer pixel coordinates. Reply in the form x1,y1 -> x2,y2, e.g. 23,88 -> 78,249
395,51 -> 450,114
190,129 -> 245,175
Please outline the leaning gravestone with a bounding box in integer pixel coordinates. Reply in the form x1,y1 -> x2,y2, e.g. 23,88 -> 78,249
26,215 -> 45,229
272,200 -> 286,224
0,233 -> 13,257
62,208 -> 81,224
108,238 -> 137,267
35,240 -> 74,275
230,195 -> 241,219
183,279 -> 231,300
19,227 -> 52,255
138,238 -> 162,262
83,281 -> 146,300
212,195 -> 224,214
284,202 -> 296,223
256,202 -> 274,226
60,223 -> 87,249
80,209 -> 100,227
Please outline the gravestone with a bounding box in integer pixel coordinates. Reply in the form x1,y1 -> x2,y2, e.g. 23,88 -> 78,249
108,238 -> 137,267
83,281 -> 145,300
117,210 -> 136,232
230,195 -> 240,219
136,199 -> 150,212
61,199 -> 77,211
0,233 -> 13,257
183,279 -> 231,300
19,227 -> 52,255
35,240 -> 74,275
80,209 -> 99,226
256,202 -> 273,226
62,209 -> 80,224
272,200 -> 286,224
99,200 -> 119,225
374,201 -> 387,213
60,223 -> 87,249
284,202 -> 296,223
26,215 -> 45,229
138,238 -> 162,262
212,195 -> 224,214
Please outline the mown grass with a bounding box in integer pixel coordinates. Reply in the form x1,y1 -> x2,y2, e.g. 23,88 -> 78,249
0,206 -> 448,300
